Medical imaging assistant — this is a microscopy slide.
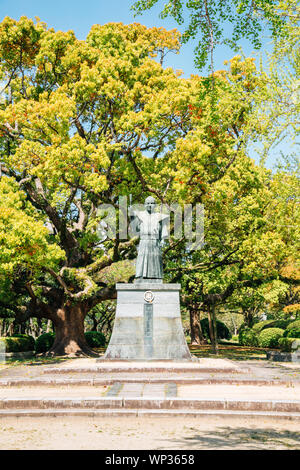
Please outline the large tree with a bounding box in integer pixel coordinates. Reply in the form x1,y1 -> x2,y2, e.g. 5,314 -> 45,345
0,18 -> 186,355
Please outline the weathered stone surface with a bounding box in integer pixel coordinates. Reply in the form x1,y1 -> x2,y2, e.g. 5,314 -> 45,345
267,351 -> 300,363
102,283 -> 191,361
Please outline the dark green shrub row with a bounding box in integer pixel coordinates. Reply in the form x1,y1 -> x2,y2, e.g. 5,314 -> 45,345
35,331 -> 106,353
239,320 -> 300,349
35,333 -> 55,353
0,334 -> 35,353
85,331 -> 106,348
238,327 -> 285,348
200,318 -> 231,341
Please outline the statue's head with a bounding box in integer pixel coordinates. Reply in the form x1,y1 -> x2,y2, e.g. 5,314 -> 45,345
144,196 -> 156,213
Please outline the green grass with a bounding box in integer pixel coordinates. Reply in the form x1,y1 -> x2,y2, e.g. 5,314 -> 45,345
0,344 -> 268,367
188,343 -> 267,360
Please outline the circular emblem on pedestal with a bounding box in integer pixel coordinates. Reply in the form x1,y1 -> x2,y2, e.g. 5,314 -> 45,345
144,290 -> 154,303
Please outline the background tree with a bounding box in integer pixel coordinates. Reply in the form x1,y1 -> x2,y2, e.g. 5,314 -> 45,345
131,0 -> 288,71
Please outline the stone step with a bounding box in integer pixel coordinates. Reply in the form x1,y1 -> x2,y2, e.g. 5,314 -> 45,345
1,397 -> 300,412
0,377 -> 296,387
0,408 -> 299,420
41,358 -> 248,375
43,366 -> 247,375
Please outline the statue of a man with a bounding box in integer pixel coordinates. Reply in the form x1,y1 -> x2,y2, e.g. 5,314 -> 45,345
129,196 -> 169,282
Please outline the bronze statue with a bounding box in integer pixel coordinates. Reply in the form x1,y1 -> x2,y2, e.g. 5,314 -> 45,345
129,196 -> 169,282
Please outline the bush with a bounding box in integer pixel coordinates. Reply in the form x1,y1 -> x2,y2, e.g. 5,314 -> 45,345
14,334 -> 35,351
278,337 -> 300,352
284,328 -> 300,339
200,318 -> 231,341
252,320 -> 274,333
0,336 -> 34,352
238,328 -> 259,347
35,333 -> 55,353
253,319 -> 291,333
85,331 -> 106,348
285,320 -> 300,331
258,328 -> 285,348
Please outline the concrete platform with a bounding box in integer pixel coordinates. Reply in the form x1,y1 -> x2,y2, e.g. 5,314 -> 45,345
43,358 -> 248,375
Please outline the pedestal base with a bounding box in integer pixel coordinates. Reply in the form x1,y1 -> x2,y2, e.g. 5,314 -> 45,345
102,283 -> 191,361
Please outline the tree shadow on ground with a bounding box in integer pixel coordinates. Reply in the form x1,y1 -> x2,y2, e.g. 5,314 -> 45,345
159,427 -> 300,450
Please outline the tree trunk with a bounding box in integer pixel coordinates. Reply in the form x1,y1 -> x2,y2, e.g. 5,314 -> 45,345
208,308 -> 218,354
190,308 -> 206,345
190,309 -> 201,345
212,307 -> 219,355
245,310 -> 254,328
47,303 -> 97,357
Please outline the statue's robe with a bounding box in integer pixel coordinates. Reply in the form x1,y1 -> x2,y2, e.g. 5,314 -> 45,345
132,211 -> 169,280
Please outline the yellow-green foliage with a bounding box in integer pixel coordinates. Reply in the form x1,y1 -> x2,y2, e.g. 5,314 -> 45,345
0,177 -> 64,278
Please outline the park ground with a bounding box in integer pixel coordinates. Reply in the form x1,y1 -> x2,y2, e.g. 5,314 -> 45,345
0,415 -> 299,450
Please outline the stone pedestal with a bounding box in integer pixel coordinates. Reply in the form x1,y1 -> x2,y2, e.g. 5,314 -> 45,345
102,283 -> 191,361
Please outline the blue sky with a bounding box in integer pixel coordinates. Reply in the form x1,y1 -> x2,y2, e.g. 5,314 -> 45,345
0,0 -> 262,76
0,0 -> 288,168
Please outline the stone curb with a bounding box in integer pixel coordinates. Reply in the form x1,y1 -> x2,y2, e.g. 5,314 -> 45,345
0,409 -> 299,420
1,397 -> 300,412
0,351 -> 35,359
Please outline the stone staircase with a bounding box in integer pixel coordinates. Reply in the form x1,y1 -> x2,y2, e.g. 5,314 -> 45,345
0,358 -> 300,419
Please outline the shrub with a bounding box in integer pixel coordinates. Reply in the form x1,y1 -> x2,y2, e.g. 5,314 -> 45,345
253,319 -> 291,333
238,328 -> 259,347
284,320 -> 300,332
35,333 -> 55,353
252,320 -> 274,333
85,331 -> 106,348
200,318 -> 231,341
278,337 -> 300,352
0,336 -> 34,352
284,328 -> 300,339
14,334 -> 35,351
258,328 -> 284,348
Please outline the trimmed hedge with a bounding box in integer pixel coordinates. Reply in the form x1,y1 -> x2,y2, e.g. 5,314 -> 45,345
200,318 -> 231,341
278,337 -> 300,352
282,320 -> 300,339
34,331 -> 106,353
238,328 -> 259,347
14,334 -> 35,351
284,328 -> 300,339
35,333 -> 55,353
0,335 -> 35,353
252,319 -> 291,333
285,320 -> 300,331
258,328 -> 285,348
85,331 -> 106,348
